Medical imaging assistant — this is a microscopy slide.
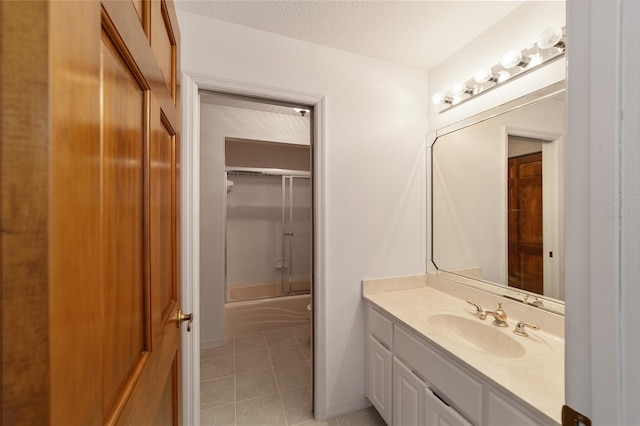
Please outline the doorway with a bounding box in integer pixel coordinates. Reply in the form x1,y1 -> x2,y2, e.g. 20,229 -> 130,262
506,133 -> 562,298
198,91 -> 315,424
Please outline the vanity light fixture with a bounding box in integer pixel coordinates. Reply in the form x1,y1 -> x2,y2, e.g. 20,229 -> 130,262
537,26 -> 565,50
474,69 -> 499,84
500,50 -> 530,69
433,26 -> 566,113
451,82 -> 474,97
431,93 -> 453,106
496,71 -> 511,83
527,53 -> 543,68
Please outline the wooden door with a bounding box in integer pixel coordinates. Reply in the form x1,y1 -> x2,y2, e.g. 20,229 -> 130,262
1,1 -> 183,424
508,153 -> 543,295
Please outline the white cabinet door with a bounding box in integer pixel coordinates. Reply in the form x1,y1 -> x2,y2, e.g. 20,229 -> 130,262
393,357 -> 425,426
368,335 -> 393,425
424,387 -> 472,426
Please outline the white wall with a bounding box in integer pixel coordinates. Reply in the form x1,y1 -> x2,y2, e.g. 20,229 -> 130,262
179,10 -> 429,416
199,101 -> 311,347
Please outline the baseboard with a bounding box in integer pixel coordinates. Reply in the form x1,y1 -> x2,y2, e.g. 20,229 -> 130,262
200,337 -> 226,349
324,396 -> 372,420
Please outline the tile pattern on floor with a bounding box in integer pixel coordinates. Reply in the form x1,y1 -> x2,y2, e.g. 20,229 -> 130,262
200,324 -> 386,426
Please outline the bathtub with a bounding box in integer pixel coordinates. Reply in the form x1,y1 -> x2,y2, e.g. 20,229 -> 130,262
227,280 -> 311,302
224,292 -> 311,338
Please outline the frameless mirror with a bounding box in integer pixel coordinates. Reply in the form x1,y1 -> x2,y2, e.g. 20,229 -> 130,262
431,83 -> 565,314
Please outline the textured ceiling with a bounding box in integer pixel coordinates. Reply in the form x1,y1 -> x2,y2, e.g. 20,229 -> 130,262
174,0 -> 527,71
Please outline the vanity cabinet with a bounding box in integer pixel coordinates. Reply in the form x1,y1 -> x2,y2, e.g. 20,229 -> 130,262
484,388 -> 540,426
365,302 -> 554,426
425,387 -> 473,426
392,357 -> 425,426
368,335 -> 393,425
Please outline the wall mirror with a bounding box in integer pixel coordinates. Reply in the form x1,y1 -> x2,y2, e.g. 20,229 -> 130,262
431,82 -> 565,314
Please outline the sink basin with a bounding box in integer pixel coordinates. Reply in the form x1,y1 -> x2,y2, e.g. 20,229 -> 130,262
426,313 -> 526,359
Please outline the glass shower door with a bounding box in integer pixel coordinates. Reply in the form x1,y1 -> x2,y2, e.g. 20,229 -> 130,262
226,173 -> 284,302
225,170 -> 311,302
283,176 -> 311,294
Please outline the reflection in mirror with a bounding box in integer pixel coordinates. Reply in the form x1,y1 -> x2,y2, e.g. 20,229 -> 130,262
432,87 -> 565,310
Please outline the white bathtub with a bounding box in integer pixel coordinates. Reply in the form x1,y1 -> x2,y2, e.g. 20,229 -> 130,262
224,293 -> 311,338
227,280 -> 310,302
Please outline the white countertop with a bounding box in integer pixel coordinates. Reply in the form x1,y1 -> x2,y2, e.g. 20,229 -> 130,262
364,283 -> 564,424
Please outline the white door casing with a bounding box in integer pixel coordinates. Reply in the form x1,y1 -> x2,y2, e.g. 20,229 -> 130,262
180,72 -> 328,424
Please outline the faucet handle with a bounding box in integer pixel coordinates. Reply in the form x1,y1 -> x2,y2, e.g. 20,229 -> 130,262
466,300 -> 486,319
513,321 -> 539,337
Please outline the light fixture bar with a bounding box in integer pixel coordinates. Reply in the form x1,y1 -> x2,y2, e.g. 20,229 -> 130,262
433,26 -> 566,113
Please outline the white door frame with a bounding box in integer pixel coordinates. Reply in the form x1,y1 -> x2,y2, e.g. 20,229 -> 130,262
180,72 -> 328,425
566,0 -> 640,423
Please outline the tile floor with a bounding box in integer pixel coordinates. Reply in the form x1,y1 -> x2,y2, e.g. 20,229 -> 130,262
200,325 -> 386,426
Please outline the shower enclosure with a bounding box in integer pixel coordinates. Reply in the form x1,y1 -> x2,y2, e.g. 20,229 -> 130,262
225,168 -> 311,303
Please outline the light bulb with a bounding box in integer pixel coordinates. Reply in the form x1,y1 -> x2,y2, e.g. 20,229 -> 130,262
451,82 -> 472,97
497,71 -> 510,83
537,27 -> 565,50
528,53 -> 543,67
474,69 -> 498,84
501,50 -> 529,69
431,93 -> 452,106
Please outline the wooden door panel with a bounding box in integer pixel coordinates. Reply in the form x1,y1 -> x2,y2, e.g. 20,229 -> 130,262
132,0 -> 145,27
517,251 -> 543,293
151,0 -> 177,100
151,102 -> 178,326
117,332 -> 180,424
508,153 -> 543,294
154,355 -> 179,426
48,1 -> 104,424
519,182 -> 543,243
102,2 -> 176,114
111,9 -> 181,420
101,26 -> 150,419
518,161 -> 542,178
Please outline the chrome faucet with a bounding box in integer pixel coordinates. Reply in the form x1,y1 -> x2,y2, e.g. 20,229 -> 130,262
466,300 -> 508,327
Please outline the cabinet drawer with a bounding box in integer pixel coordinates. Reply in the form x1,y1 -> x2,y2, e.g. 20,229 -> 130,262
368,304 -> 393,348
425,387 -> 473,426
485,389 -> 540,426
394,324 -> 482,424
